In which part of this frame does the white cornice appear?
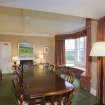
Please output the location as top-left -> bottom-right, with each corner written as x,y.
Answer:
0,32 -> 54,37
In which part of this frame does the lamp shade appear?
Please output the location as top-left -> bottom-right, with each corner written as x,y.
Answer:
12,56 -> 18,62
90,41 -> 105,56
39,54 -> 43,59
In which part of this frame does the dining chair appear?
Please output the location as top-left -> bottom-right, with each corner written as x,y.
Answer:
56,67 -> 64,76
57,68 -> 67,80
15,66 -> 23,86
43,63 -> 50,71
12,74 -> 24,105
49,64 -> 55,72
67,72 -> 75,84
44,90 -> 74,105
28,95 -> 44,105
12,74 -> 44,105
0,70 -> 2,82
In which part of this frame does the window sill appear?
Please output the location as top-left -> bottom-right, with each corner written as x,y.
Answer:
65,64 -> 85,71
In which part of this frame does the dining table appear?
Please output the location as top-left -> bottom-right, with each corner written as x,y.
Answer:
21,66 -> 75,101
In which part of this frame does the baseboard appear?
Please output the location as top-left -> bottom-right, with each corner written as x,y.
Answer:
90,88 -> 96,96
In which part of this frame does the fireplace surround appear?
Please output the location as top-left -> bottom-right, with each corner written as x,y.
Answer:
20,60 -> 33,70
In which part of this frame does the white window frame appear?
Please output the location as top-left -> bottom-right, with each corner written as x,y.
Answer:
65,36 -> 86,70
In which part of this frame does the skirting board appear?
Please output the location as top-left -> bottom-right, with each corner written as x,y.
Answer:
90,88 -> 96,96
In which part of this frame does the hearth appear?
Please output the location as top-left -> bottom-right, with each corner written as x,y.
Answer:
20,60 -> 33,70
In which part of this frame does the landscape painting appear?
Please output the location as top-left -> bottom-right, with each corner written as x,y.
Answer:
18,43 -> 33,57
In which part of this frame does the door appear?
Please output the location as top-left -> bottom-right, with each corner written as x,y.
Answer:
0,42 -> 11,73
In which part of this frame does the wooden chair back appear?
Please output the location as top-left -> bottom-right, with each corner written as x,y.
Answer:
28,95 -> 44,105
56,67 -> 75,84
44,89 -> 73,105
12,72 -> 44,105
55,66 -> 64,76
49,64 -> 55,72
67,72 -> 75,83
44,63 -> 50,70
14,64 -> 24,85
0,70 -> 2,82
12,74 -> 22,97
12,74 -> 24,105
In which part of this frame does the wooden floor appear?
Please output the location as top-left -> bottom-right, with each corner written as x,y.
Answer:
0,74 -> 96,105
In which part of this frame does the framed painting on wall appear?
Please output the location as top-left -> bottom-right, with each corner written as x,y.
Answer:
18,43 -> 33,57
43,46 -> 48,54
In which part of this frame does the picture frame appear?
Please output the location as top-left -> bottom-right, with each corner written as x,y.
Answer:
18,43 -> 33,57
43,46 -> 48,54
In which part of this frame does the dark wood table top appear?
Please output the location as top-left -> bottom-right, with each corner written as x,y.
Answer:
22,68 -> 75,98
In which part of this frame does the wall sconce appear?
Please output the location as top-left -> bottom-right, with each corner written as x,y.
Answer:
39,54 -> 44,59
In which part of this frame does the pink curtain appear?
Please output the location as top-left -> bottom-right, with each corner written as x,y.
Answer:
97,16 -> 105,103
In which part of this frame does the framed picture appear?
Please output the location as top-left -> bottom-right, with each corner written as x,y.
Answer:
43,46 -> 48,54
18,43 -> 33,57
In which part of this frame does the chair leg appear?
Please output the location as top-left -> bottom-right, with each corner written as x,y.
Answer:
19,95 -> 24,105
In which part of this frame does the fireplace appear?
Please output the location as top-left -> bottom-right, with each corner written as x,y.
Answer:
20,60 -> 33,70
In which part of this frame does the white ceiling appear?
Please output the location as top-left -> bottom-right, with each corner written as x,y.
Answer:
0,0 -> 105,19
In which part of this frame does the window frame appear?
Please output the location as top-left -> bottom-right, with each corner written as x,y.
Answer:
65,36 -> 86,69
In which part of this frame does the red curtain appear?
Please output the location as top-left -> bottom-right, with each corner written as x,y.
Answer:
97,16 -> 105,103
55,29 -> 86,40
86,18 -> 91,78
84,19 -> 92,91
55,38 -> 65,66
80,19 -> 91,91
55,29 -> 87,67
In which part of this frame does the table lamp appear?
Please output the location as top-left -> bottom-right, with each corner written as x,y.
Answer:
39,54 -> 44,64
90,41 -> 105,105
12,56 -> 18,70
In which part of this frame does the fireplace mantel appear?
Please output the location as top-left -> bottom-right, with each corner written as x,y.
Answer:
19,57 -> 34,61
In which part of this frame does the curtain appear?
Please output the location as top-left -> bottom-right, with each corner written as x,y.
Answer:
85,19 -> 92,91
55,29 -> 87,67
86,18 -> 91,78
55,37 -> 65,66
55,29 -> 86,40
97,16 -> 105,103
80,19 -> 91,91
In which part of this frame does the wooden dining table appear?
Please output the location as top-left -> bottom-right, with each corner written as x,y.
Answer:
21,67 -> 75,99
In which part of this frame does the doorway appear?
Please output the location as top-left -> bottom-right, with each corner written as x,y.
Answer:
0,42 -> 11,73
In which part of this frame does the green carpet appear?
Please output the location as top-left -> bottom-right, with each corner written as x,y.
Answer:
0,74 -> 96,105
0,74 -> 18,105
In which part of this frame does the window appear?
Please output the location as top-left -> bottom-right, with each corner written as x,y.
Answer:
65,36 -> 86,69
65,39 -> 75,66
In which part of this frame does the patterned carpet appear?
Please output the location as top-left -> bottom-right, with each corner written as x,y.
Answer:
0,74 -> 96,105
